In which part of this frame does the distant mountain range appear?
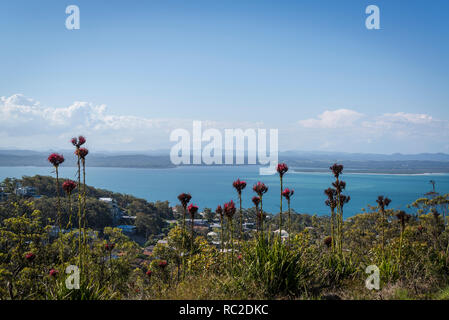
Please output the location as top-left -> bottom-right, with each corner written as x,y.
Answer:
1,149 -> 449,173
0,150 -> 175,168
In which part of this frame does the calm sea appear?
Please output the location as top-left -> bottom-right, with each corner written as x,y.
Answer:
1,166 -> 448,218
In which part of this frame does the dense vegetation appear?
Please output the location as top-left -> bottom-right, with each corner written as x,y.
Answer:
1,175 -> 171,240
1,137 -> 449,300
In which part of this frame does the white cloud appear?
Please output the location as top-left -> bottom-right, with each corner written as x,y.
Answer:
0,94 -> 190,150
0,94 -> 268,151
298,109 -> 364,128
1,94 -> 448,154
295,108 -> 449,153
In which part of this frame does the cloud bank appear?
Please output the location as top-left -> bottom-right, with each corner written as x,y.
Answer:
295,109 -> 449,153
1,94 -> 448,154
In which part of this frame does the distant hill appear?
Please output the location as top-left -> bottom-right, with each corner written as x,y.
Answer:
0,150 -> 175,168
1,149 -> 449,173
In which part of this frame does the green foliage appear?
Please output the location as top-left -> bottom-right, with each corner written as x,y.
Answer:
241,236 -> 314,298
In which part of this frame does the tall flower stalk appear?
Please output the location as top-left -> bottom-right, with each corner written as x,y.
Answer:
324,188 -> 337,253
48,153 -> 65,262
252,196 -> 261,233
395,210 -> 410,270
71,135 -> 86,269
75,147 -> 89,248
177,193 -> 192,237
187,203 -> 198,253
253,182 -> 268,240
62,180 -> 77,231
48,153 -> 65,236
232,179 -> 246,244
177,193 -> 191,277
276,163 -> 288,239
282,188 -> 294,243
216,205 -> 224,256
376,195 -> 391,258
329,164 -> 350,256
224,200 -> 236,268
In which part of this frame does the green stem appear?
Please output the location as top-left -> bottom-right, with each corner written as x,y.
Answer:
76,150 -> 82,271
239,194 -> 243,245
279,176 -> 283,240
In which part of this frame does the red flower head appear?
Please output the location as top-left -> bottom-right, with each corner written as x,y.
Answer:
232,179 -> 247,195
48,153 -> 65,167
216,205 -> 223,218
330,163 -> 344,178
253,182 -> 268,197
237,254 -> 242,261
339,195 -> 350,208
62,180 -> 77,195
324,236 -> 332,248
177,193 -> 192,208
75,147 -> 89,159
282,188 -> 294,201
376,196 -> 391,211
252,196 -> 260,207
146,270 -> 152,277
224,200 -> 236,219
158,260 -> 168,269
324,188 -> 337,209
71,136 -> 86,148
49,269 -> 58,277
332,180 -> 346,193
25,252 -> 35,262
105,243 -> 115,251
417,225 -> 424,233
188,204 -> 199,218
396,210 -> 411,229
277,163 -> 288,177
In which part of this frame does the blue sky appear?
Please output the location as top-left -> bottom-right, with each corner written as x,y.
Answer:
0,0 -> 448,153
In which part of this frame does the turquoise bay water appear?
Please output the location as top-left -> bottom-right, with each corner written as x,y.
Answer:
0,166 -> 448,218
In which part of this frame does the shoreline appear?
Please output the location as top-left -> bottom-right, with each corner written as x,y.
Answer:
1,164 -> 449,176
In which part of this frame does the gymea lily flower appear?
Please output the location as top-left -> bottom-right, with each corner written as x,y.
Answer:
49,269 -> 58,277
324,236 -> 332,248
62,180 -> 77,195
105,243 -> 115,251
158,260 -> 168,269
71,136 -> 86,148
48,153 -> 65,167
330,163 -> 343,179
75,147 -> 89,159
25,252 -> 35,262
